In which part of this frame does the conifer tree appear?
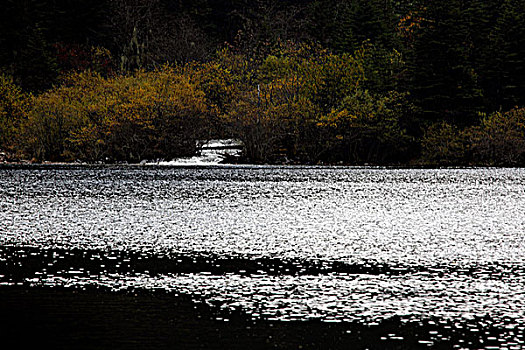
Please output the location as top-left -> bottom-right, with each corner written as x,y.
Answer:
489,0 -> 525,110
408,0 -> 483,126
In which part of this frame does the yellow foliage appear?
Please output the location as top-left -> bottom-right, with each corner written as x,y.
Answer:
0,74 -> 28,150
22,66 -> 214,161
12,41 -> 410,164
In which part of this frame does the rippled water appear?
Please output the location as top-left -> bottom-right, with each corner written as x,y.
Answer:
1,165 -> 525,348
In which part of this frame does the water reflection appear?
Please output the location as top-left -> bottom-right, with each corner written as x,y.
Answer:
1,165 -> 524,348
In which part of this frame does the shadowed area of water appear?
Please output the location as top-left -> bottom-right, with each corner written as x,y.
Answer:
1,165 -> 524,348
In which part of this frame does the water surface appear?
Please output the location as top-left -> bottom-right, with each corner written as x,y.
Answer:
1,165 -> 524,348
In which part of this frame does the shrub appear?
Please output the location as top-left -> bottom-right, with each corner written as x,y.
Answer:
470,108 -> 525,165
421,121 -> 469,165
22,67 -> 215,162
0,74 -> 27,153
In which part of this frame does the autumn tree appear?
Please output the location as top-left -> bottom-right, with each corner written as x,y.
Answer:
0,74 -> 27,154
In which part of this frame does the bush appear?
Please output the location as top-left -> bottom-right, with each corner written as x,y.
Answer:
470,108 -> 525,165
319,90 -> 413,164
0,74 -> 27,153
421,108 -> 525,166
421,121 -> 469,165
22,67 -> 215,162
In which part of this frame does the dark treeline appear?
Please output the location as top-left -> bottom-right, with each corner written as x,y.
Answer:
1,0 -> 525,165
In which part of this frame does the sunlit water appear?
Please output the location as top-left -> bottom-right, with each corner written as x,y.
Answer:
1,165 -> 524,347
154,139 -> 242,165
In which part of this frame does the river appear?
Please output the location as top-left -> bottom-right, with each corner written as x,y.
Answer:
1,165 -> 524,348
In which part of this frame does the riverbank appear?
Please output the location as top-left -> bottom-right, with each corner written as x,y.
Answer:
0,149 -> 518,168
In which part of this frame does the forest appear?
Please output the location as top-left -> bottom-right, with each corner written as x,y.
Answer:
1,0 -> 525,165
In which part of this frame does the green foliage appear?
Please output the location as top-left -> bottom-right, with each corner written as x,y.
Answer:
220,42 -> 411,164
421,122 -> 470,165
421,108 -> 525,165
470,108 -> 525,165
223,42 -> 368,163
320,90 -> 413,163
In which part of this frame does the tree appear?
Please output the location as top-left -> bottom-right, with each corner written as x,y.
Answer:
319,90 -> 413,163
470,108 -> 525,165
21,67 -> 215,162
484,0 -> 525,110
306,0 -> 399,54
0,74 -> 27,153
420,121 -> 469,165
407,0 -> 483,126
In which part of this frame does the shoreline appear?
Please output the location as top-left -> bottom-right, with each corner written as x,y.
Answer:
0,149 -> 501,168
0,160 -> 516,169
1,150 -> 520,169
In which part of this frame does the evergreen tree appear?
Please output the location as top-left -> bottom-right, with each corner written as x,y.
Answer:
488,0 -> 525,110
407,0 -> 483,127
0,0 -> 58,91
464,0 -> 502,112
307,0 -> 399,54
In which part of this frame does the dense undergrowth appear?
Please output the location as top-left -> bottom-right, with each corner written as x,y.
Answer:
2,44 -> 525,165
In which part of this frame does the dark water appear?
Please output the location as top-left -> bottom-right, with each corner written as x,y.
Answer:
1,165 -> 524,348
